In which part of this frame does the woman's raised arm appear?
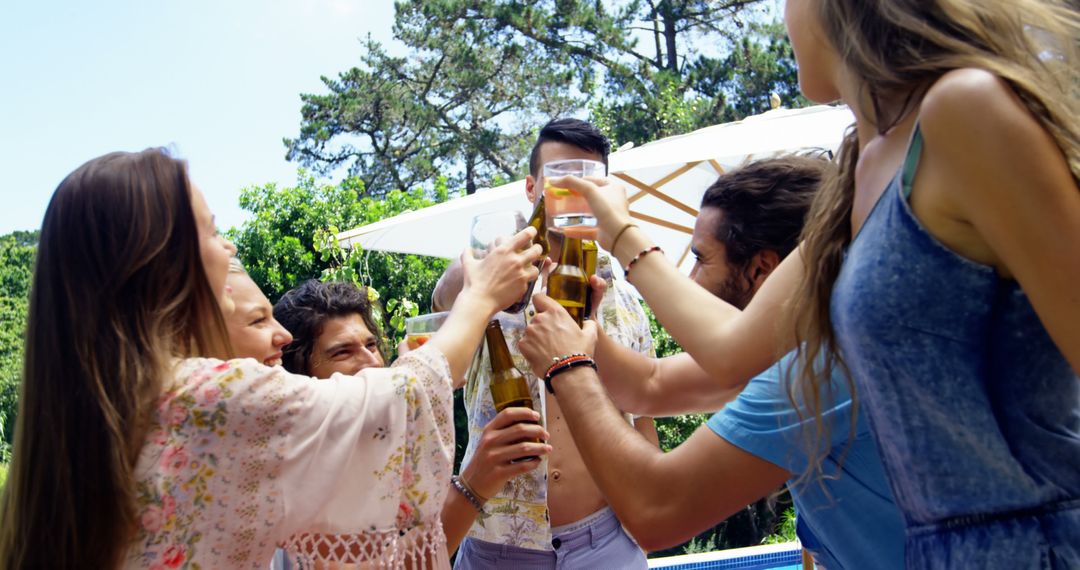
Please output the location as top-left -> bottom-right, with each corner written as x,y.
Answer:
552,175 -> 800,387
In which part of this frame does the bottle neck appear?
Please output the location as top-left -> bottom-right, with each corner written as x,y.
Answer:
527,195 -> 549,256
582,240 -> 598,277
558,236 -> 584,267
485,321 -> 515,373
547,230 -> 564,261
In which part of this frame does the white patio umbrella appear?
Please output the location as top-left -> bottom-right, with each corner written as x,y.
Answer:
337,104 -> 854,274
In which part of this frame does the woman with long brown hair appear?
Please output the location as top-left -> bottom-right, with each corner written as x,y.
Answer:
546,0 -> 1079,566
0,148 -> 541,569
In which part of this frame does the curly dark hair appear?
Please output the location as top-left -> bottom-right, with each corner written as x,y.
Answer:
701,153 -> 832,269
273,280 -> 385,375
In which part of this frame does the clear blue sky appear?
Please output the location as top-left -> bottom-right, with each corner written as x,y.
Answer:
0,0 -> 398,234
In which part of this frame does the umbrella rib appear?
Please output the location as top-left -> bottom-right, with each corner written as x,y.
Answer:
628,211 -> 694,234
708,159 -> 725,174
652,162 -> 703,189
614,171 -> 699,217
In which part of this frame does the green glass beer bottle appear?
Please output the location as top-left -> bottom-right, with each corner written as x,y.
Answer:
486,320 -> 534,412
486,320 -> 540,462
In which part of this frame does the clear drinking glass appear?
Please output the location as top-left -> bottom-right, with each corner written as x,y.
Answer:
404,311 -> 449,350
470,211 -> 527,257
542,158 -> 606,239
470,210 -> 533,313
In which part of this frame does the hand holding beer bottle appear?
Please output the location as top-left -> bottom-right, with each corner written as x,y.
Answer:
486,319 -> 542,463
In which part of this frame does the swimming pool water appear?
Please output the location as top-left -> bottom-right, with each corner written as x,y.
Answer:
648,543 -> 803,570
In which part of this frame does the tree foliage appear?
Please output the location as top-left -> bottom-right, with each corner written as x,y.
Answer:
0,231 -> 38,461
285,22 -> 577,196
226,173 -> 451,348
286,0 -> 805,196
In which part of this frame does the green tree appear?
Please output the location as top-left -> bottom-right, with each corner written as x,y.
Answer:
0,230 -> 38,461
286,0 -> 803,196
285,21 -> 576,196
226,172 -> 449,309
395,1 -> 803,143
591,16 -> 808,146
226,174 -> 472,464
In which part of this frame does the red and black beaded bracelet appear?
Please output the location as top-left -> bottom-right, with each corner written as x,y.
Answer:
543,354 -> 597,395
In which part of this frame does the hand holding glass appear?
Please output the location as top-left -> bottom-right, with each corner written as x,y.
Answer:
470,211 -> 537,313
470,211 -> 527,256
543,158 -> 606,239
542,175 -> 631,253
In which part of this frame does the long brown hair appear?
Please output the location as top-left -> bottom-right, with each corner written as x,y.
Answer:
0,149 -> 232,568
789,0 -> 1080,481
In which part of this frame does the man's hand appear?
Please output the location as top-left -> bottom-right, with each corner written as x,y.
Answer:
520,294 -> 599,378
431,260 -> 465,312
587,274 -> 606,321
459,407 -> 552,500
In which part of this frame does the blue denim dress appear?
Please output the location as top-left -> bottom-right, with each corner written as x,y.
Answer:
831,128 -> 1080,568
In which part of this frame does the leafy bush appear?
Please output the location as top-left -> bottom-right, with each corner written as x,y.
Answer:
0,231 -> 36,458
762,507 -> 798,544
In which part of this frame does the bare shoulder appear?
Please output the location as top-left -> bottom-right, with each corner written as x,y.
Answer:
918,68 -> 1069,203
919,68 -> 1050,156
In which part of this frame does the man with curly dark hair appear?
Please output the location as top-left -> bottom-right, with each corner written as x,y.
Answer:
273,279 -> 386,378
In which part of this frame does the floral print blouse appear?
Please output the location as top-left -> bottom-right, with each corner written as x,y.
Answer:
124,344 -> 454,570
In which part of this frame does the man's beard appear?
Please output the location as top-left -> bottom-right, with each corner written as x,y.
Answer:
716,269 -> 754,310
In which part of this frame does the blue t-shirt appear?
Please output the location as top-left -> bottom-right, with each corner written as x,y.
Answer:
706,353 -> 905,569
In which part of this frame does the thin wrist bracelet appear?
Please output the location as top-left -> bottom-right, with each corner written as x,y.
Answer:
543,358 -> 597,395
610,222 -> 639,255
459,474 -> 488,503
451,475 -> 486,512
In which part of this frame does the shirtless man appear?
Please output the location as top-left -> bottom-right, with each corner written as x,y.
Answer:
434,118 -> 657,569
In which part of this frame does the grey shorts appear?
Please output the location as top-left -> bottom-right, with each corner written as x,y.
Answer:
454,507 -> 647,570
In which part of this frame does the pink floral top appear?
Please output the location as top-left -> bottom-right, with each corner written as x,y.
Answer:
124,344 -> 454,570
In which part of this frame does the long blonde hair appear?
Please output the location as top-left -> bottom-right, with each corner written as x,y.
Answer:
0,149 -> 233,569
789,0 -> 1080,481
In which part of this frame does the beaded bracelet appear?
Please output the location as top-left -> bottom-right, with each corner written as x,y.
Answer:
543,357 -> 597,395
624,245 -> 663,281
545,353 -> 590,378
451,475 -> 486,513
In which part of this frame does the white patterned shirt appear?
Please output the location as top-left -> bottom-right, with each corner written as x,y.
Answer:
459,250 -> 655,550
